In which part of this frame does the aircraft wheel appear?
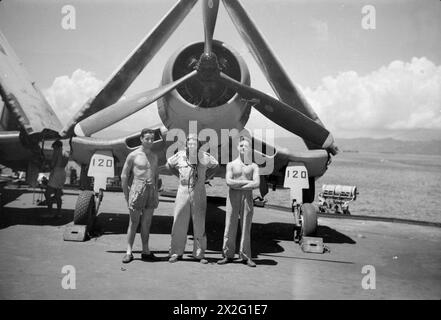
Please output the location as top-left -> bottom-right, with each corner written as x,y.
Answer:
73,190 -> 96,230
300,203 -> 318,237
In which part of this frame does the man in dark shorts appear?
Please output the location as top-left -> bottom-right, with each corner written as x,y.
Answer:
43,140 -> 69,218
121,129 -> 159,263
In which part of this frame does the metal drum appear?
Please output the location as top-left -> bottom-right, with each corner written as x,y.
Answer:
319,184 -> 358,214
322,184 -> 357,201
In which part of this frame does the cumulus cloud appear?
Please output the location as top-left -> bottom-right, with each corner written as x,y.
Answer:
44,59 -> 441,140
302,57 -> 441,138
43,69 -> 162,135
44,69 -> 104,125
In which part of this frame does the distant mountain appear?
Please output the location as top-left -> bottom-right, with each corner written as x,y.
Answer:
274,136 -> 441,156
335,138 -> 441,155
94,128 -> 441,156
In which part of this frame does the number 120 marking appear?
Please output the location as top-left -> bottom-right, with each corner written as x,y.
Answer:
93,158 -> 113,167
287,170 -> 307,179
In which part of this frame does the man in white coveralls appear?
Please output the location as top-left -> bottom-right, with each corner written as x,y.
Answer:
166,133 -> 218,264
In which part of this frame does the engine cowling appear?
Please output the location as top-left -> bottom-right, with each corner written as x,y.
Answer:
158,40 -> 251,137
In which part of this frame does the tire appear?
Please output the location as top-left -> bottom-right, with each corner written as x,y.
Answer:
73,191 -> 96,230
301,203 -> 318,237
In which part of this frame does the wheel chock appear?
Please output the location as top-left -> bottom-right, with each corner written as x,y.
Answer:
63,224 -> 88,242
300,236 -> 325,254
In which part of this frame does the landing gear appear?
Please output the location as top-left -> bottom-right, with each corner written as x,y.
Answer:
292,200 -> 318,243
300,203 -> 318,237
73,190 -> 97,231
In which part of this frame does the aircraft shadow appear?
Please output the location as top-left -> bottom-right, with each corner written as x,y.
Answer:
0,207 -> 74,229
1,194 -> 355,263
315,225 -> 356,244
0,188 -> 28,208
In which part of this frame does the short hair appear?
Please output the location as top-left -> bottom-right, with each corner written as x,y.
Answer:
238,135 -> 251,145
140,128 -> 156,138
52,140 -> 62,149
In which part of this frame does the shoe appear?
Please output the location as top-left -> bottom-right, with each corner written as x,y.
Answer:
199,258 -> 208,264
217,257 -> 233,265
168,255 -> 181,263
122,253 -> 134,264
244,259 -> 256,268
141,253 -> 158,262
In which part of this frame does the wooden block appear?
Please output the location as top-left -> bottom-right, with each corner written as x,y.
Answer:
301,236 -> 324,254
63,224 -> 87,242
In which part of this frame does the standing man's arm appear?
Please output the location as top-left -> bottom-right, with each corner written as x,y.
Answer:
205,154 -> 219,180
154,154 -> 160,189
121,154 -> 134,205
165,153 -> 180,177
240,164 -> 260,190
225,162 -> 252,189
50,150 -> 59,169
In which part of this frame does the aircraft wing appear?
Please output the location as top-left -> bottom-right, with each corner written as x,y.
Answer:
0,30 -> 62,138
251,136 -> 330,200
210,134 -> 330,199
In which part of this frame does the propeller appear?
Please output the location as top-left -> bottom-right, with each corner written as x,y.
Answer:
73,0 -> 222,137
222,0 -> 337,154
60,0 -> 198,138
219,73 -> 334,150
74,71 -> 197,137
72,0 -> 335,154
203,0 -> 220,55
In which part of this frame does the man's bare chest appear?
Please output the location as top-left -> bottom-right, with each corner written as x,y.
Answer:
231,162 -> 253,178
134,153 -> 155,170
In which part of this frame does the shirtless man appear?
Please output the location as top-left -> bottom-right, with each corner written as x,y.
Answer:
43,140 -> 69,218
166,134 -> 218,264
218,136 -> 260,267
121,129 -> 159,263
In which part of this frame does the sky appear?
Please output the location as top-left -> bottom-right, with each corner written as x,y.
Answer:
1,0 -> 440,140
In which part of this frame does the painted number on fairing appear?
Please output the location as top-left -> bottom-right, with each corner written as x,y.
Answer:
283,165 -> 309,190
88,150 -> 114,176
286,169 -> 307,179
92,158 -> 113,168
284,164 -> 309,204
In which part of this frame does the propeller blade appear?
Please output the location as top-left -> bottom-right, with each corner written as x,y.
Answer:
219,73 -> 334,150
203,0 -> 220,54
75,70 -> 197,137
222,0 -> 337,153
61,0 -> 198,138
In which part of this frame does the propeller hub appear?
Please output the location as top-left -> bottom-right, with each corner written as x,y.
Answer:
197,52 -> 220,80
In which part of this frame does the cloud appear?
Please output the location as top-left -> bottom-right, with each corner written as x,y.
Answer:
44,59 -> 441,140
43,68 -> 162,135
302,57 -> 441,138
44,69 -> 104,125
